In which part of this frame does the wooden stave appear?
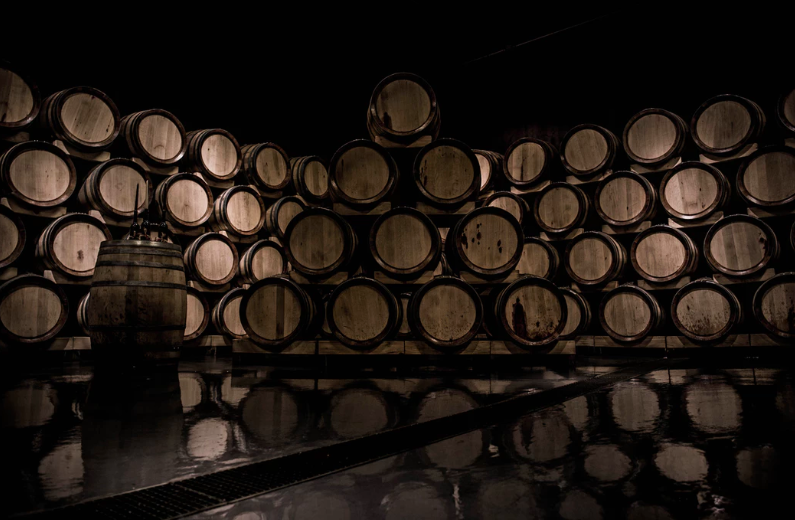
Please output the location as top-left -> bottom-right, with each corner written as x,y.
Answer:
407,275 -> 484,350
413,138 -> 481,206
671,278 -> 742,343
594,170 -> 657,227
240,142 -> 292,193
517,237 -> 560,280
211,185 -> 266,237
703,214 -> 779,278
752,272 -> 795,340
77,158 -> 152,219
39,86 -> 121,151
630,225 -> 699,283
367,72 -> 440,143
483,191 -> 530,226
238,239 -> 288,285
263,195 -> 306,242
533,182 -> 590,234
239,275 -> 315,348
0,274 -> 69,344
35,213 -> 113,278
659,161 -> 730,221
473,149 -> 502,192
690,94 -> 766,156
291,155 -> 329,203
558,287 -> 592,340
0,141 -> 77,208
153,172 -> 214,228
184,286 -> 209,341
119,109 -> 187,166
326,277 -> 402,349
564,231 -> 627,286
183,129 -> 242,181
212,287 -> 248,340
493,275 -> 567,348
599,284 -> 664,343
0,204 -> 25,268
77,292 -> 91,336
736,146 -> 795,208
329,140 -> 398,207
0,62 -> 41,131
369,206 -> 441,279
776,87 -> 795,134
183,232 -> 239,286
502,137 -> 557,187
283,207 -> 358,278
622,108 -> 688,165
445,206 -> 524,278
560,124 -> 619,177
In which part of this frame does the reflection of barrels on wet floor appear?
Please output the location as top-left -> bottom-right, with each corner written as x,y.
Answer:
610,382 -> 660,433
736,446 -> 780,489
37,430 -> 84,502
476,475 -> 541,519
626,502 -> 675,520
559,489 -> 603,520
416,388 -> 483,469
563,396 -> 589,431
221,375 -> 250,408
293,490 -> 352,520
510,407 -> 571,463
583,444 -> 631,482
328,387 -> 392,439
187,418 -> 230,461
241,386 -> 301,445
776,382 -> 795,429
654,444 -> 708,483
179,373 -> 204,413
1,380 -> 55,429
684,379 -> 741,434
382,481 -> 453,520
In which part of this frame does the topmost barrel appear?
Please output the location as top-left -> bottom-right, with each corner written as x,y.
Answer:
690,94 -> 765,157
0,62 -> 40,131
367,73 -> 440,145
39,86 -> 121,151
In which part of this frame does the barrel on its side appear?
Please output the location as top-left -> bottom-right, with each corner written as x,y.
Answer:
0,204 -> 25,269
559,288 -> 592,339
0,63 -> 40,131
599,285 -> 664,343
753,272 -> 795,341
154,173 -> 214,228
736,146 -> 795,209
777,87 -> 795,135
119,109 -> 186,166
494,276 -> 567,348
240,276 -> 317,348
369,207 -> 441,279
691,94 -> 765,157
238,240 -> 287,284
240,143 -> 292,194
0,274 -> 68,344
36,213 -> 112,279
183,232 -> 239,286
672,279 -> 742,343
212,288 -> 248,339
408,276 -> 483,349
413,139 -> 480,206
327,277 -> 402,349
446,207 -> 523,278
367,72 -> 440,144
284,208 -> 358,278
0,141 -> 77,208
77,292 -> 91,336
533,182 -> 590,234
516,237 -> 559,280
631,225 -> 698,283
292,156 -> 329,203
704,215 -> 779,278
330,140 -> 398,208
502,138 -> 556,187
264,196 -> 306,242
659,161 -> 730,221
560,124 -> 619,177
484,191 -> 530,226
473,150 -> 501,192
183,129 -> 242,182
564,232 -> 627,286
594,171 -> 657,227
622,108 -> 688,166
184,286 -> 209,341
78,158 -> 151,220
39,86 -> 120,151
211,186 -> 265,237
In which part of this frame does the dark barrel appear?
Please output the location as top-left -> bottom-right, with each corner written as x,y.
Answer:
502,137 -> 556,187
594,171 -> 657,227
560,124 -> 619,177
564,231 -> 627,286
446,207 -> 523,278
240,142 -> 292,194
777,87 -> 795,134
240,275 -> 317,348
366,72 -> 440,144
0,204 -> 25,269
291,155 -> 329,203
622,108 -> 688,165
407,276 -> 484,349
534,182 -> 590,234
369,207 -> 441,279
263,195 -> 306,242
183,129 -> 242,182
473,150 -> 501,192
183,232 -> 239,286
516,237 -> 559,280
238,239 -> 288,284
413,138 -> 480,206
493,275 -> 567,348
283,207 -> 358,278
78,158 -> 151,220
736,146 -> 795,209
211,185 -> 266,237
35,213 -> 113,279
212,287 -> 248,339
599,285 -> 664,343
753,272 -> 795,341
184,286 -> 209,341
704,215 -> 779,278
672,278 -> 743,343
631,225 -> 699,283
559,287 -> 592,339
330,140 -> 398,208
0,274 -> 68,344
484,191 -> 531,226
327,277 -> 402,349
119,109 -> 187,166
0,62 -> 40,131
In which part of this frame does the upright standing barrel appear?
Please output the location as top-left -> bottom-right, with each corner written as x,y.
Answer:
659,161 -> 730,221
564,232 -> 627,286
369,207 -> 441,279
240,276 -> 317,348
183,232 -> 239,286
0,274 -> 68,344
494,276 -> 567,347
704,215 -> 779,278
777,87 -> 795,135
184,286 -> 209,341
516,237 -> 559,280
36,213 -> 112,279
88,240 -> 187,362
559,288 -> 592,339
0,205 -> 25,269
154,173 -> 214,228
39,86 -> 120,151
599,285 -> 664,343
327,277 -> 402,349
211,186 -> 265,237
407,276 -> 483,349
238,239 -> 287,284
119,109 -> 187,166
594,171 -> 657,227
502,138 -> 556,188
183,129 -> 242,182
78,158 -> 151,220
484,191 -> 530,226
736,146 -> 795,209
367,72 -> 440,144
691,94 -> 765,156
622,108 -> 688,166
263,196 -> 306,242
753,272 -> 795,341
0,63 -> 40,131
560,124 -> 619,177
330,140 -> 398,208
240,143 -> 292,195
533,182 -> 590,234
212,288 -> 248,339
631,225 -> 698,283
414,139 -> 480,206
446,207 -> 523,278
473,150 -> 501,192
283,208 -> 358,278
672,279 -> 742,343
291,155 -> 329,203
0,141 -> 77,208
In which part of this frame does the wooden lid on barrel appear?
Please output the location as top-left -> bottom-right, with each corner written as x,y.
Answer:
622,108 -> 687,165
484,191 -> 530,225
369,207 -> 441,279
672,279 -> 742,342
516,237 -> 559,280
631,225 -> 698,283
368,72 -> 439,140
241,276 -> 312,347
330,140 -> 397,207
155,173 -> 213,228
559,287 -> 591,339
753,272 -> 795,340
408,276 -> 483,349
446,207 -> 523,277
120,109 -> 186,166
327,277 -> 401,348
291,156 -> 329,203
533,182 -> 589,234
660,162 -> 729,221
212,288 -> 248,339
599,285 -> 663,342
737,146 -> 795,208
691,94 -> 765,156
414,138 -> 480,205
41,86 -> 120,150
495,276 -> 566,347
79,158 -> 150,218
37,213 -> 112,278
594,171 -> 656,227
264,195 -> 306,241
239,239 -> 287,284
0,141 -> 76,207
213,186 -> 265,236
284,207 -> 356,277
503,138 -> 556,187
0,204 -> 25,269
184,232 -> 238,286
0,63 -> 40,130
564,231 -> 626,286
777,87 -> 795,134
0,274 -> 68,344
560,124 -> 618,177
185,286 -> 209,341
704,215 -> 779,278
241,142 -> 291,192
185,129 -> 242,181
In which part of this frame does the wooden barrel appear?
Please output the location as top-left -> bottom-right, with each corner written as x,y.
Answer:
672,278 -> 742,343
516,237 -> 559,280
594,171 -> 657,227
183,232 -> 239,286
118,109 -> 186,166
691,94 -> 765,156
39,86 -> 120,151
484,191 -> 530,225
407,276 -> 483,349
753,272 -> 795,340
0,204 -> 25,269
736,146 -> 795,208
631,225 -> 698,283
659,161 -> 730,221
0,274 -> 68,344
704,215 -> 779,278
0,63 -> 40,131
502,137 -> 556,187
330,140 -> 398,207
154,172 -> 214,228
211,186 -> 265,237
240,276 -> 317,347
184,286 -> 209,341
366,72 -> 440,144
473,150 -> 501,192
369,207 -> 441,279
533,182 -> 590,234
446,207 -> 523,278
284,207 -> 357,278
78,158 -> 151,220
777,87 -> 795,134
238,239 -> 287,284
88,240 -> 187,360
212,288 -> 248,339
240,142 -> 292,194
560,124 -> 619,177
77,292 -> 91,336
622,108 -> 688,165
559,287 -> 592,339
397,293 -> 412,338
327,277 -> 402,349
263,195 -> 306,241
291,155 -> 329,203
0,141 -> 77,208
564,232 -> 627,286
413,138 -> 480,206
599,285 -> 664,342
183,129 -> 241,182
36,213 -> 112,278
494,276 -> 567,347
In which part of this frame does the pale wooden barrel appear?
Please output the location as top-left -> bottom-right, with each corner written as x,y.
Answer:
753,272 -> 795,340
560,124 -> 619,177
564,231 -> 627,286
484,191 -> 530,225
397,292 -> 412,338
533,182 -> 590,234
211,186 -> 265,237
494,275 -> 566,347
240,143 -> 292,194
0,204 -> 25,269
737,146 -> 795,208
35,213 -> 112,278
599,285 -> 664,342
327,277 -> 402,349
777,87 -> 795,134
369,207 -> 441,279
631,225 -> 698,283
330,140 -> 398,207
691,94 -> 765,156
328,386 -> 394,439
594,171 -> 657,227
238,239 -> 287,284
446,207 -> 523,278
184,286 -> 209,341
39,86 -> 120,151
263,195 -> 306,241
183,232 -> 239,286
672,278 -> 742,343
413,138 -> 480,206
291,156 -> 329,203
0,141 -> 77,208
212,287 -> 248,339
183,129 -> 242,181
473,149 -> 501,192
366,72 -> 440,144
240,276 -> 316,348
78,158 -> 150,219
516,237 -> 559,280
0,274 -> 68,344
119,109 -> 186,166
77,292 -> 91,335
407,276 -> 483,349
559,287 -> 592,339
0,63 -> 40,131
154,172 -> 214,228
704,215 -> 779,278
502,137 -> 557,187
284,207 -> 357,278
659,161 -> 730,221
622,108 -> 688,165
88,240 -> 187,361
